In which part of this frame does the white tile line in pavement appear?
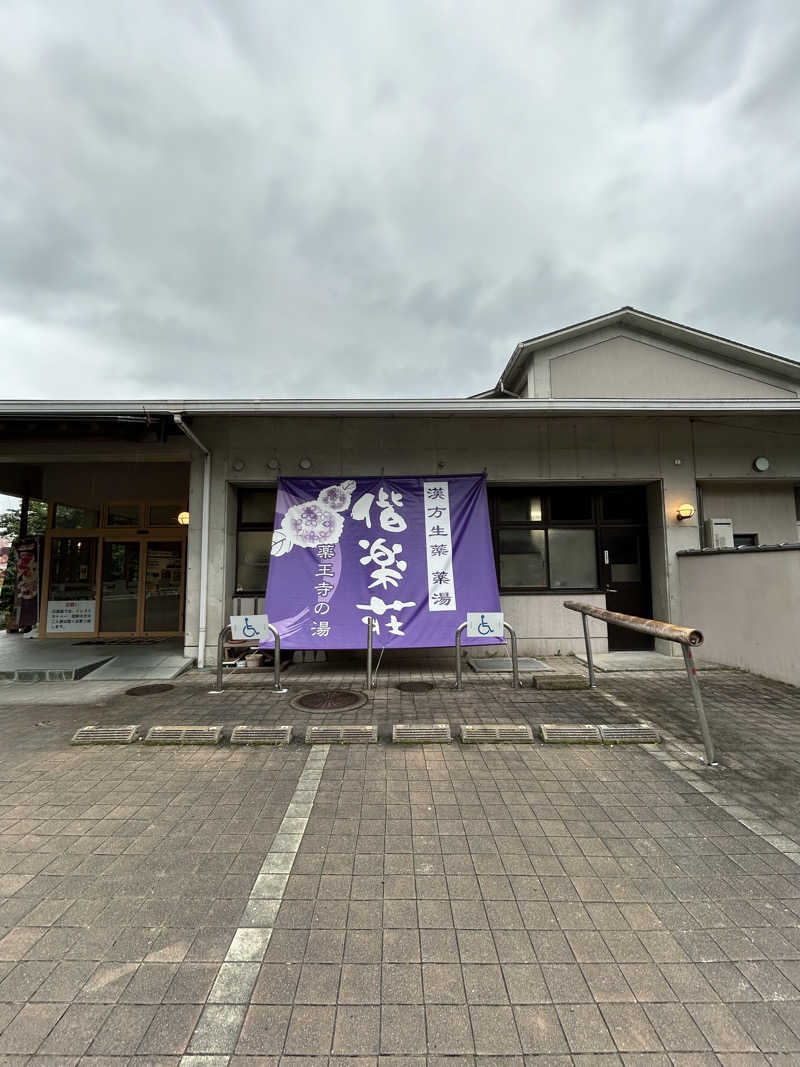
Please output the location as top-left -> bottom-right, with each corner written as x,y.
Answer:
599,690 -> 800,869
181,743 -> 331,1066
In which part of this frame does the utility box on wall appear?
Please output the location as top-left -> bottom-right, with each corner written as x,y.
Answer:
703,518 -> 734,549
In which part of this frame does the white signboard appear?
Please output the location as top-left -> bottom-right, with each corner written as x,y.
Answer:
47,599 -> 97,633
230,614 -> 270,641
423,480 -> 456,612
466,611 -> 504,639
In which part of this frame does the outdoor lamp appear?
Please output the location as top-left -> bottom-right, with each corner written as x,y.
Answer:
676,503 -> 696,521
178,511 -> 190,526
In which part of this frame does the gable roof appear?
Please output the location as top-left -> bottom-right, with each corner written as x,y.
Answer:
494,306 -> 800,395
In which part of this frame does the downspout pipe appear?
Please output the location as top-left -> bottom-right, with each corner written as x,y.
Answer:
172,413 -> 212,669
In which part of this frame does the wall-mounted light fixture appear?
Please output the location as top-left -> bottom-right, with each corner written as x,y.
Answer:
177,511 -> 190,526
676,503 -> 696,521
299,457 -> 312,470
752,456 -> 770,472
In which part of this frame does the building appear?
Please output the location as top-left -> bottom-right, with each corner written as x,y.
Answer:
1,307 -> 798,672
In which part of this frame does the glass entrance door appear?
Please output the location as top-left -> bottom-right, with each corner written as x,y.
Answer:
96,538 -> 185,636
100,541 -> 141,633
143,541 -> 184,633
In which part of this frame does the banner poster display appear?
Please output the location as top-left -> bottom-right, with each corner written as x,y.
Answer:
14,537 -> 40,629
262,474 -> 503,650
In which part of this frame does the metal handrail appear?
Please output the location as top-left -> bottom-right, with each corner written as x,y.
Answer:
564,600 -> 715,766
454,620 -> 521,690
209,623 -> 287,694
365,616 -> 377,689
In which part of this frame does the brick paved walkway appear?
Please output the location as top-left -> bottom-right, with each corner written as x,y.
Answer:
1,658 -> 799,1062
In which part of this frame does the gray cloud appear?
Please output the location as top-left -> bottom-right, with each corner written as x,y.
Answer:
0,0 -> 798,401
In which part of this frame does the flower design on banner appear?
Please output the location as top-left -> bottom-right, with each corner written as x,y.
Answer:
271,479 -> 355,555
318,480 -> 355,512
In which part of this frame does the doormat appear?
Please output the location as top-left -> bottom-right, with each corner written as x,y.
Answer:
468,656 -> 552,672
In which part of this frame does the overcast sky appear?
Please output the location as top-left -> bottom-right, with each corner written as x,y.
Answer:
1,0 -> 799,407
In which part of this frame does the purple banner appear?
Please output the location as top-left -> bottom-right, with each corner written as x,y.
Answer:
262,474 -> 502,650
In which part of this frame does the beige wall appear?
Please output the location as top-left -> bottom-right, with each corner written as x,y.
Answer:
179,411 -> 800,664
498,593 -> 606,656
678,548 -> 800,687
693,418 -> 800,481
549,337 -> 796,399
2,410 -> 795,668
525,328 -> 800,400
182,412 -> 702,662
700,483 -> 798,546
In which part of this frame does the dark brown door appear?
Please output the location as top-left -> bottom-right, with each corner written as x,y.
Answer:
597,526 -> 653,650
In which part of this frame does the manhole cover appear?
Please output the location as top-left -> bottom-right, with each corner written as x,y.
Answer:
396,681 -> 435,693
291,689 -> 366,712
125,684 -> 175,697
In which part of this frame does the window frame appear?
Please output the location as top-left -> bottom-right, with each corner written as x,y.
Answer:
235,488 -> 277,595
489,486 -> 645,595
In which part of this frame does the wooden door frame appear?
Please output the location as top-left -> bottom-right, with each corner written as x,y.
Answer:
140,537 -> 187,636
41,527 -> 187,638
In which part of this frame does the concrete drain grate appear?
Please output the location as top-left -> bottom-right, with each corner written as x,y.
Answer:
71,725 -> 142,745
460,724 -> 534,743
396,681 -> 435,693
599,724 -> 661,744
306,725 -> 377,743
126,684 -> 175,697
231,725 -> 293,745
393,723 -> 452,743
144,725 -> 223,745
291,689 -> 366,713
540,723 -> 602,744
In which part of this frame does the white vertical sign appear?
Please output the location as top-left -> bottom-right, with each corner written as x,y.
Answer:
423,480 -> 456,612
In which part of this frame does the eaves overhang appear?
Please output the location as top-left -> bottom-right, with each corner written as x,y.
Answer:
1,398 -> 800,418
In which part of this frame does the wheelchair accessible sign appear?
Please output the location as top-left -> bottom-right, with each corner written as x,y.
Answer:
466,612 -> 504,638
230,614 -> 270,641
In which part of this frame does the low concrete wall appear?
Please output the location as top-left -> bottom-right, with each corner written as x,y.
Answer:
497,593 -> 607,657
678,546 -> 800,687
227,591 -> 608,662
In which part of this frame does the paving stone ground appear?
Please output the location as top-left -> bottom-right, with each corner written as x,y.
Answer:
0,655 -> 799,1064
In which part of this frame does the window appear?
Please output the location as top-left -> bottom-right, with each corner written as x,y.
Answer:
499,529 -> 546,588
49,537 -> 98,600
489,486 -> 646,592
496,492 -> 542,523
148,504 -> 185,526
53,503 -> 99,529
733,533 -> 758,548
550,489 -> 593,522
491,488 -> 600,592
106,504 -> 140,527
548,528 -> 597,588
600,487 -> 646,523
236,489 -> 276,594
